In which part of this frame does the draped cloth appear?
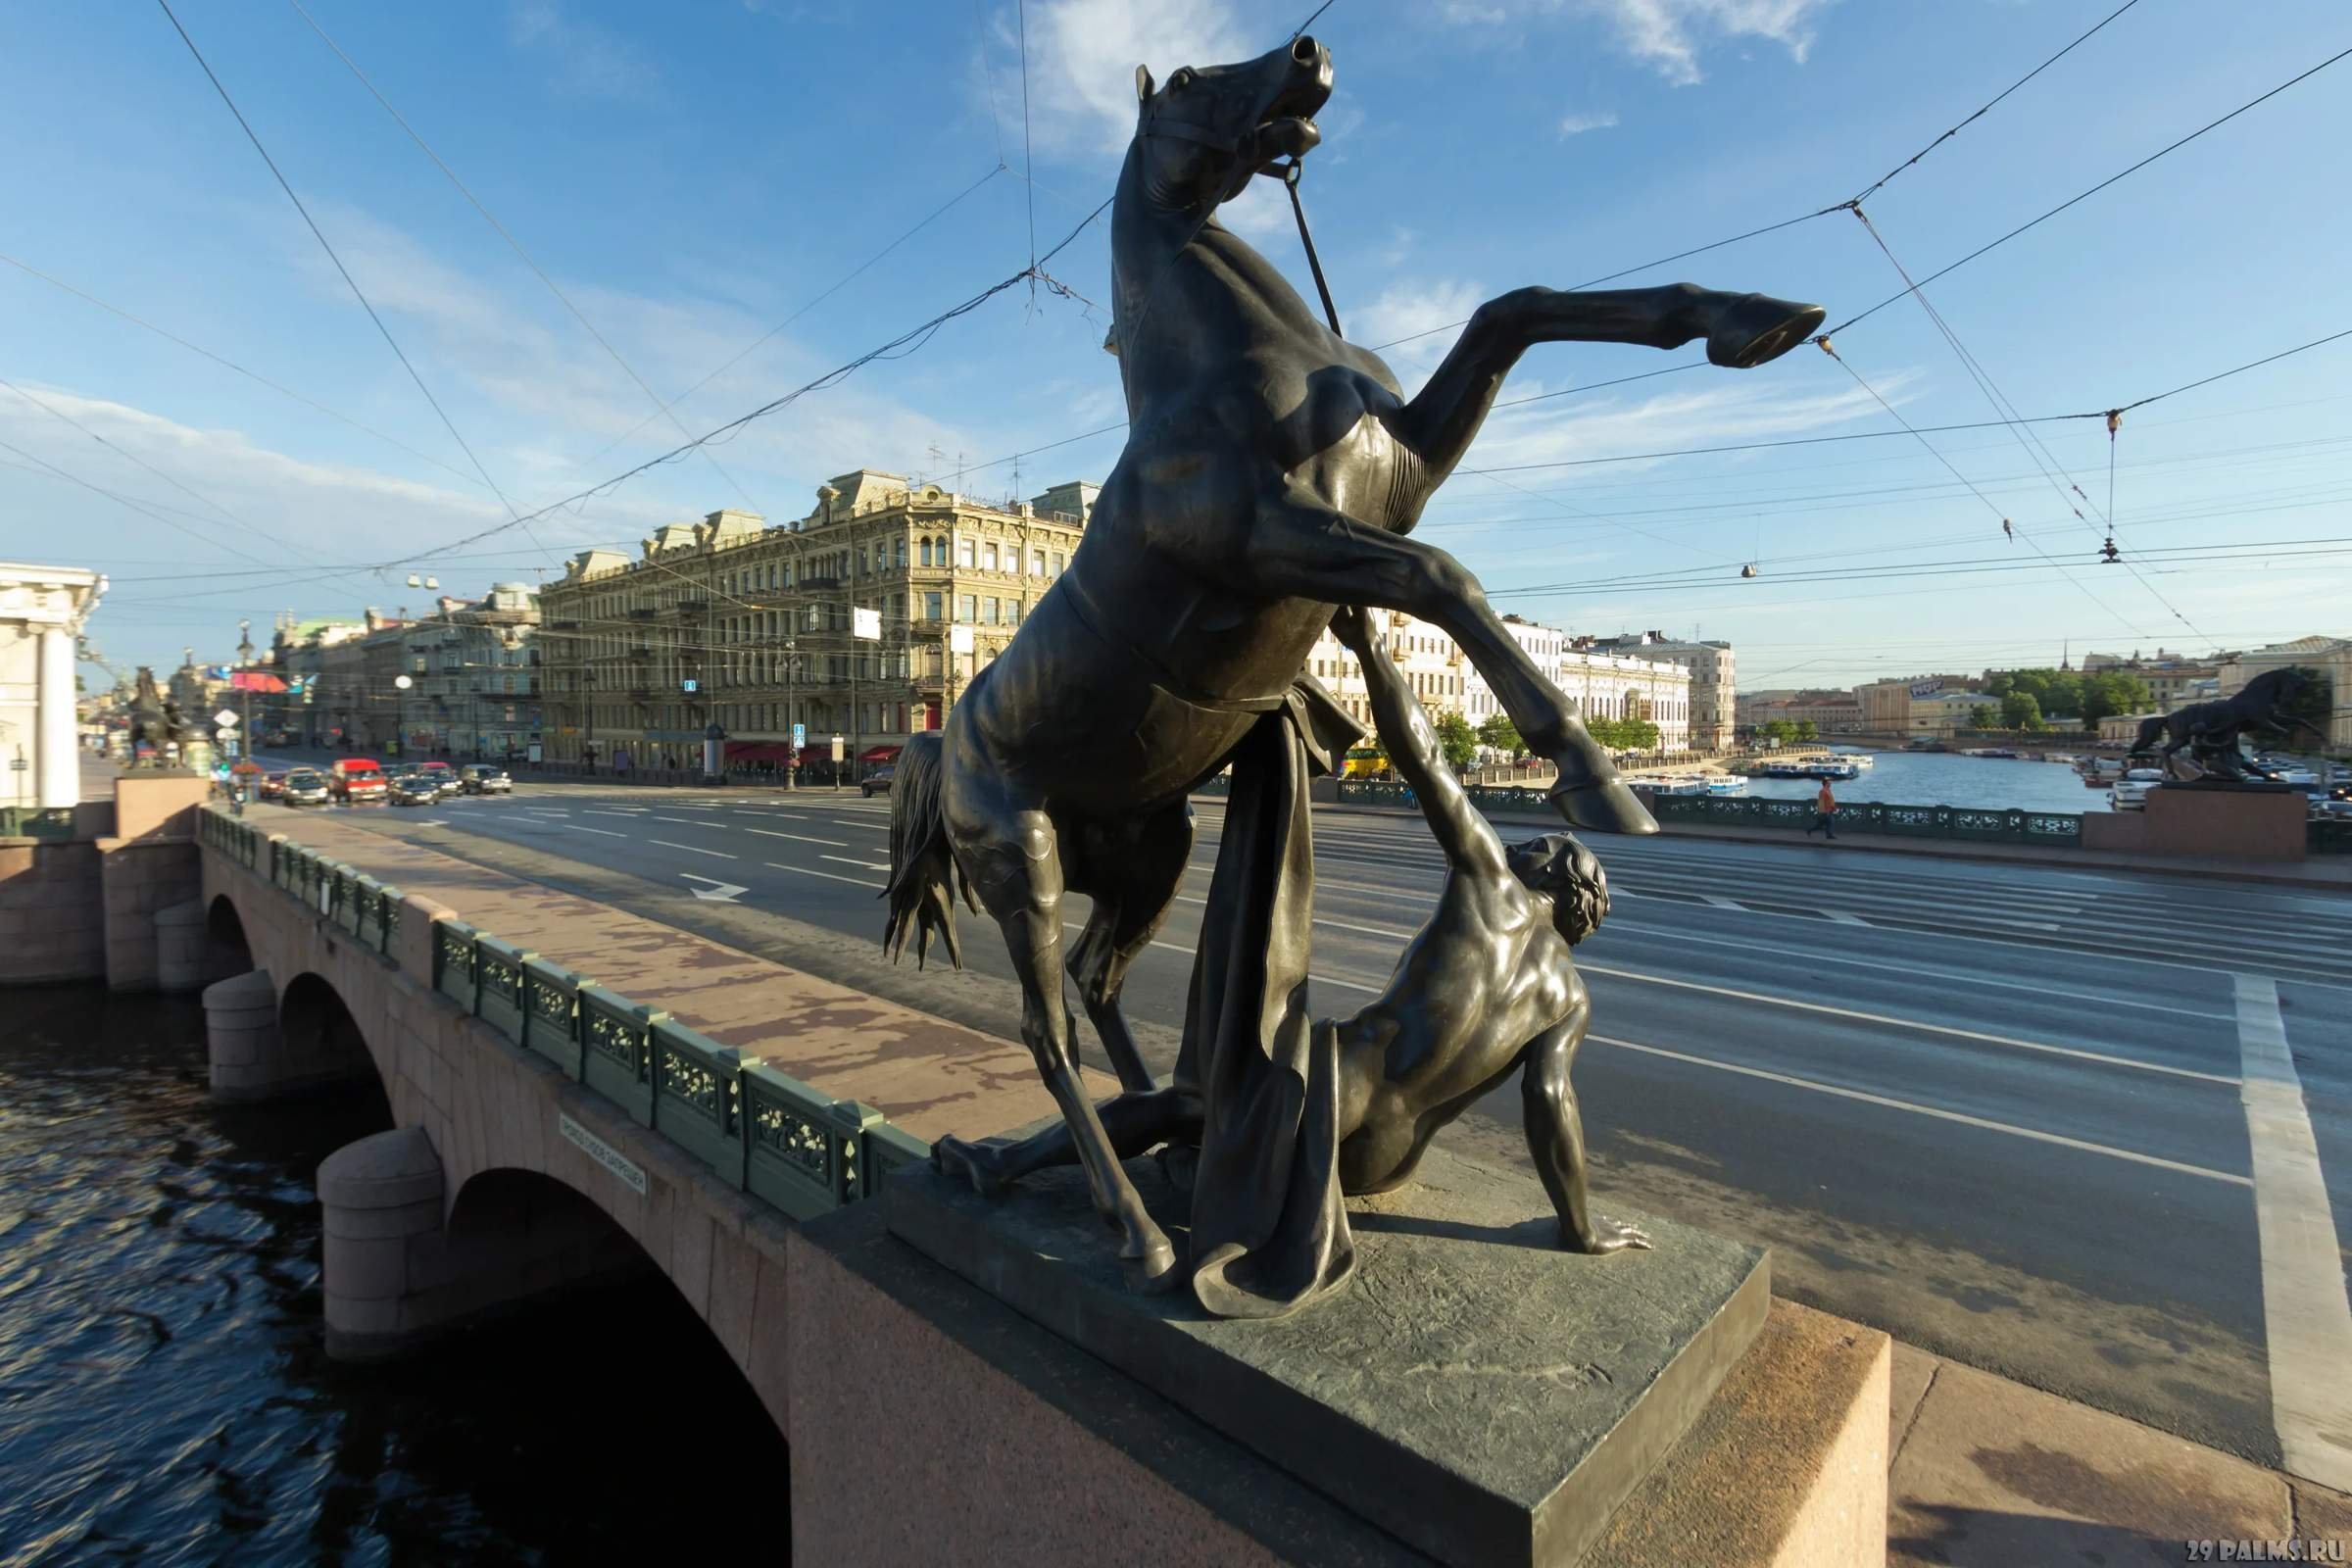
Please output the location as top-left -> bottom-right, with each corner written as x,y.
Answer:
1178,679 -> 1361,1319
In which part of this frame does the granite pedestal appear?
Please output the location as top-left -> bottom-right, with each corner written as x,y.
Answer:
871,1143 -> 1774,1567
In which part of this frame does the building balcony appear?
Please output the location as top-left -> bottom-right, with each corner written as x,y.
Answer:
628,608 -> 658,621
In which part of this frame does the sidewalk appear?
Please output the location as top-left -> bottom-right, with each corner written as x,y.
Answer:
250,805 -> 2350,1559
245,805 -> 1098,1144
1322,798 -> 2352,891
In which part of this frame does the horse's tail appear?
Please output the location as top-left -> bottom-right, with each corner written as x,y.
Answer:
2128,714 -> 2166,756
882,729 -> 971,970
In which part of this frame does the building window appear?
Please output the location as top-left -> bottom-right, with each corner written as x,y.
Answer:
1032,551 -> 1045,575
959,538 -> 975,568
894,538 -> 906,569
1050,552 -> 1065,575
957,594 -> 976,622
925,591 -> 943,621
918,539 -> 931,566
983,543 -> 999,571
983,598 -> 1000,625
857,546 -> 868,575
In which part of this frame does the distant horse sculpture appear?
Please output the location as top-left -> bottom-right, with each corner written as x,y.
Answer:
123,667 -> 189,766
885,33 -> 1823,1312
2129,666 -> 2328,781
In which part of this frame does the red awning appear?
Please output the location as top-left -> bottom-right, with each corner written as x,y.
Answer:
230,671 -> 287,693
723,742 -> 792,763
858,745 -> 903,762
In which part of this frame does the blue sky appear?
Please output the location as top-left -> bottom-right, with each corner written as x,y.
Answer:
6,0 -> 2348,688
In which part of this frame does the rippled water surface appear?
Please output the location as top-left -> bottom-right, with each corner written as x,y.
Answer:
1739,749 -> 2118,812
0,986 -> 785,1566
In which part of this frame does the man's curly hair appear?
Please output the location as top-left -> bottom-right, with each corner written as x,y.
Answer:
1505,832 -> 1610,945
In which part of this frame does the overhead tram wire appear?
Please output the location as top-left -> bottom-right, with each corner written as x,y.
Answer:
1809,337 -> 2152,637
554,163 -> 1009,487
1826,42 -> 2352,336
159,0 -> 561,568
0,433 -> 275,565
0,251 -> 487,490
365,196 -> 1115,571
287,0 -> 767,521
1836,204 -> 2217,646
1017,0 -> 1037,293
970,0 -> 1007,168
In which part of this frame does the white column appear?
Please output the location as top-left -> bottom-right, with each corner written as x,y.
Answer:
36,624 -> 76,808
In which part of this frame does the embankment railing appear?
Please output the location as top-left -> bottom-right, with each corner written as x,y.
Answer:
198,805 -> 927,1220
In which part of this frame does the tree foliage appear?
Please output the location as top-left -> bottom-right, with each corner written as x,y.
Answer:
1794,719 -> 1819,742
1590,715 -> 1661,752
2078,672 -> 2151,725
2000,690 -> 2045,731
1477,713 -> 1525,758
1434,710 -> 1480,771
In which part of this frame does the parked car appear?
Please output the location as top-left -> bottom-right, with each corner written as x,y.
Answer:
259,769 -> 290,802
860,764 -> 896,798
418,760 -> 462,796
329,758 -> 387,804
459,763 -> 513,795
387,772 -> 441,807
281,769 -> 331,807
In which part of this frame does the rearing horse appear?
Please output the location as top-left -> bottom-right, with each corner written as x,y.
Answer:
887,33 -> 1823,1291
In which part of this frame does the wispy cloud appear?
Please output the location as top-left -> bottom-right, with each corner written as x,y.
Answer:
1557,109 -> 1620,137
995,0 -> 1252,155
508,0 -> 662,103
1582,0 -> 1831,86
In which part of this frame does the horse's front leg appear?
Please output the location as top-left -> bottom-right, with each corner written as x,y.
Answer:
1390,284 -> 1824,498
1245,486 -> 1655,835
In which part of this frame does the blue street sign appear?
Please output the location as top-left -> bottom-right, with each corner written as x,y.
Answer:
792,722 -> 806,748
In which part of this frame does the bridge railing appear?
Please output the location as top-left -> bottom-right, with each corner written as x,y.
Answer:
201,804 -> 931,1228
1329,779 -> 2084,846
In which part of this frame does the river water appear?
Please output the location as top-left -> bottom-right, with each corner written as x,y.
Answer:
0,986 -> 785,1566
1735,749 -> 2115,813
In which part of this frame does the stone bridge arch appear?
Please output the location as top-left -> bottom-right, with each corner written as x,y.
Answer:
203,894 -> 253,984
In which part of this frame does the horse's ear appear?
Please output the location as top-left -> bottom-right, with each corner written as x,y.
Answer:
1135,64 -> 1154,104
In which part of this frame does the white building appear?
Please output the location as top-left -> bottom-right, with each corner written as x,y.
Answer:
1307,611 -> 1692,756
1589,632 -> 1736,750
1,564 -> 105,809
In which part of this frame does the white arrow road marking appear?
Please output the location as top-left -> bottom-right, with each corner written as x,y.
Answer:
679,872 -> 749,903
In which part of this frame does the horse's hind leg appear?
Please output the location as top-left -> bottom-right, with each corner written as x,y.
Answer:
1067,803 -> 1198,1094
948,785 -> 1180,1289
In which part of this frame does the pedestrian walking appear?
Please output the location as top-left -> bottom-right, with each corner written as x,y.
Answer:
1806,778 -> 1838,840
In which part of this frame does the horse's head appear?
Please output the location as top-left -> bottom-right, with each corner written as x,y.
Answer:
1132,35 -> 1333,213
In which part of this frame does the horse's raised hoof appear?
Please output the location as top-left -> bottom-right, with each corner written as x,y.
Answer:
1155,1141 -> 1200,1194
933,1134 -> 1010,1198
1706,294 -> 1826,369
1548,776 -> 1660,835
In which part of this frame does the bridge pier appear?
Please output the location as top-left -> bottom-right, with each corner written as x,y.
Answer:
318,1127 -> 648,1362
156,900 -> 206,992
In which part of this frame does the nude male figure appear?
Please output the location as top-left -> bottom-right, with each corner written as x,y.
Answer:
934,606 -> 1648,1255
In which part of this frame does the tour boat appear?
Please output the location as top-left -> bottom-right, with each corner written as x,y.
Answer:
1704,775 -> 1747,796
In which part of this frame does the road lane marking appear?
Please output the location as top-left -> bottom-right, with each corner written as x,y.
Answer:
585,808 -> 646,817
1592,1036 -> 2249,1187
563,823 -> 628,838
2235,973 -> 2352,1491
1577,963 -> 2236,1085
765,860 -> 882,889
821,854 -> 893,871
745,827 -> 848,847
655,814 -> 723,827
1701,894 -> 1745,910
650,838 -> 737,859
830,818 -> 889,831
1215,898 -> 2238,1075
1826,911 -> 1865,925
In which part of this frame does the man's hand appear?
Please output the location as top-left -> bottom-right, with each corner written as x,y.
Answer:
1329,604 -> 1371,656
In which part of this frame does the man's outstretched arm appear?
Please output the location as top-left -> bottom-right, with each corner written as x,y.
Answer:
1331,607 -> 1505,878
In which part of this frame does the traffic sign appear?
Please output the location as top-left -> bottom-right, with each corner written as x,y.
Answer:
949,624 -> 975,655
853,606 -> 882,641
830,734 -> 845,762
214,709 -> 240,728
792,722 -> 807,749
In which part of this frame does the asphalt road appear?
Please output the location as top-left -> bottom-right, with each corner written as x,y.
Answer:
264,754 -> 2352,1475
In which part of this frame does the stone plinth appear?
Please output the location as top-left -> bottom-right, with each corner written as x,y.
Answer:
792,1196 -> 1886,1566
2082,783 -> 2310,861
878,1145 -> 1772,1567
112,772 -> 210,843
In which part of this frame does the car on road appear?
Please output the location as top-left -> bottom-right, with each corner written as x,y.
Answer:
259,769 -> 290,802
860,764 -> 895,798
459,763 -> 513,795
329,759 -> 387,804
418,760 -> 462,797
281,769 -> 331,807
387,772 -> 441,807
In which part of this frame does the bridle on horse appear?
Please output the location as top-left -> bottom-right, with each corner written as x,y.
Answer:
1140,112 -> 1344,340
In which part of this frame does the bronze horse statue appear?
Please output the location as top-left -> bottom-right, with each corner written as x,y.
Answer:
2130,666 -> 2329,780
886,33 -> 1823,1303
